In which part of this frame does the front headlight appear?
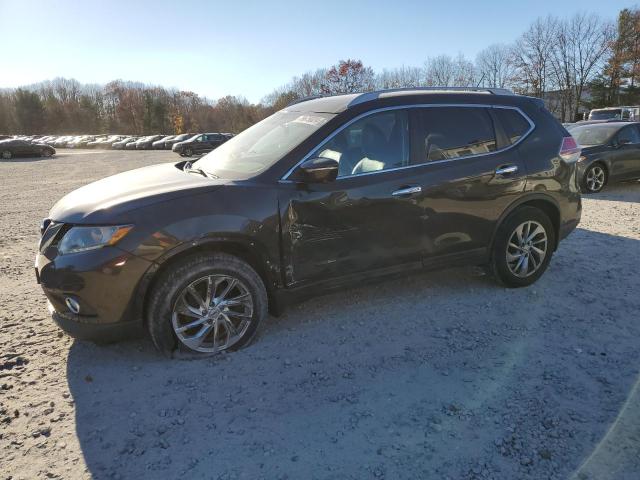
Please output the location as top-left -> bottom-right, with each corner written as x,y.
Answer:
57,225 -> 133,255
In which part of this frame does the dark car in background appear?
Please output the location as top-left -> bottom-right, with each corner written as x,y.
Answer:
36,88 -> 581,357
568,121 -> 640,193
125,138 -> 141,150
163,133 -> 192,149
112,136 -> 138,150
1,139 -> 55,159
172,133 -> 231,156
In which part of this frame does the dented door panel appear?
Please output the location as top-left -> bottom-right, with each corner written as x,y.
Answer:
278,171 -> 425,287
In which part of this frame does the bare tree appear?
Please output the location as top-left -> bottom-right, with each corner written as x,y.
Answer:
547,14 -> 614,121
376,66 -> 423,89
424,54 -> 476,87
569,14 -> 614,119
476,44 -> 515,88
512,16 -> 558,97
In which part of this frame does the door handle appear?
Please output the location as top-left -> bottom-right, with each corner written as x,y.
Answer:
495,165 -> 519,175
392,186 -> 422,197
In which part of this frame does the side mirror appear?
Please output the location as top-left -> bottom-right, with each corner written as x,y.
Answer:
293,157 -> 339,183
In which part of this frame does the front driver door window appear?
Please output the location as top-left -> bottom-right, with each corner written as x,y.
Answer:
313,110 -> 410,177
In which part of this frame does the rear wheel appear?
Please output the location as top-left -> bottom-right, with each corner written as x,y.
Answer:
491,206 -> 555,288
1,150 -> 12,160
582,163 -> 607,193
146,253 -> 268,357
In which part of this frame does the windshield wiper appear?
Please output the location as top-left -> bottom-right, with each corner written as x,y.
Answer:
183,161 -> 217,178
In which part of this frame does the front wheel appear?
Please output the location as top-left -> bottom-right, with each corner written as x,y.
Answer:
146,253 -> 268,357
184,147 -> 193,157
491,207 -> 555,288
41,149 -> 53,158
582,163 -> 607,193
1,150 -> 12,160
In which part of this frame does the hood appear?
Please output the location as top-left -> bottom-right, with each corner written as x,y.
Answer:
49,162 -> 227,224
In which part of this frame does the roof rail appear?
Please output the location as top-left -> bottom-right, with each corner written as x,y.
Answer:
348,87 -> 514,107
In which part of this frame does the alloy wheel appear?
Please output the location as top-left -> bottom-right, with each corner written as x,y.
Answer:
506,221 -> 548,278
1,150 -> 11,159
586,165 -> 605,192
171,274 -> 254,353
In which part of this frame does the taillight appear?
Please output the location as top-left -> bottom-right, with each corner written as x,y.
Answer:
559,136 -> 581,163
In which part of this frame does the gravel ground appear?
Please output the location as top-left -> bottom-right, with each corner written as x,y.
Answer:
1,149 -> 639,480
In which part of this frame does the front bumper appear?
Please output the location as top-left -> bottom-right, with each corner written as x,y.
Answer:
36,246 -> 153,341
50,305 -> 143,342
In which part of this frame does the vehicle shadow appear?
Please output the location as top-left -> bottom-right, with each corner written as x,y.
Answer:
1,156 -> 55,163
592,180 -> 640,203
67,228 -> 640,479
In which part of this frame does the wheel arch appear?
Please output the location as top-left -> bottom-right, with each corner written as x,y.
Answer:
135,237 -> 282,324
491,194 -> 561,252
587,159 -> 610,179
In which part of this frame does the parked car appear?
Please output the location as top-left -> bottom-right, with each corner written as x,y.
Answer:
68,135 -> 95,148
152,135 -> 174,149
86,135 -> 120,148
162,133 -> 192,149
36,87 -> 581,356
588,106 -> 640,121
568,121 -> 640,193
135,135 -> 165,150
53,136 -> 73,148
85,136 -> 109,148
112,136 -> 138,150
1,139 -> 56,159
172,133 -> 230,156
124,138 -> 141,149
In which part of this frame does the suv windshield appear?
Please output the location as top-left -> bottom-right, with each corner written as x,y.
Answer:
569,124 -> 619,146
195,111 -> 334,178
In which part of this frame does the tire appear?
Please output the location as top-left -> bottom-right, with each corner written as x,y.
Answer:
41,149 -> 52,158
146,253 -> 268,357
491,206 -> 556,288
582,163 -> 607,193
184,147 -> 193,157
1,150 -> 12,160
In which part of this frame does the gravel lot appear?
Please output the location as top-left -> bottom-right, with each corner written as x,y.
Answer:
1,149 -> 639,480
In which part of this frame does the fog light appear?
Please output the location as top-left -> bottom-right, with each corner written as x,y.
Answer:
65,297 -> 80,314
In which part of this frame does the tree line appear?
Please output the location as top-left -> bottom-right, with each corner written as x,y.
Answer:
1,8 -> 639,135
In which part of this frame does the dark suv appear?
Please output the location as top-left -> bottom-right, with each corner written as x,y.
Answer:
172,133 -> 231,156
36,88 -> 581,356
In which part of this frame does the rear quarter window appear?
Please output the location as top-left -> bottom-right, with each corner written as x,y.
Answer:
493,108 -> 531,145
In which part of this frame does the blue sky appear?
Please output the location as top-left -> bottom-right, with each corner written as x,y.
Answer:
0,0 -> 633,102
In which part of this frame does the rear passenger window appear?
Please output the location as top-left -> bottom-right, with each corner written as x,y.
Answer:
416,107 -> 496,163
493,108 -> 530,145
